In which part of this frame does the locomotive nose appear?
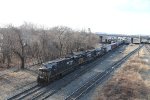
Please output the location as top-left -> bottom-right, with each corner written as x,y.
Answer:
37,76 -> 45,83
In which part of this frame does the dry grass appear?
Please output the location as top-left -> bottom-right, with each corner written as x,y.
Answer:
95,49 -> 150,100
97,71 -> 149,100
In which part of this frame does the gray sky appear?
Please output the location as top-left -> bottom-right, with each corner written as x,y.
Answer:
0,0 -> 150,35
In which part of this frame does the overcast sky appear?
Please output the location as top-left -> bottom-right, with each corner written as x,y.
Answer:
0,0 -> 150,35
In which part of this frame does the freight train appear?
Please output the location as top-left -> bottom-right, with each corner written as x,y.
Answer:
37,41 -> 124,83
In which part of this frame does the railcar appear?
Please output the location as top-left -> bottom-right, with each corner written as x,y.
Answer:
37,57 -> 76,83
85,50 -> 96,61
72,51 -> 87,65
105,45 -> 111,52
37,51 -> 88,83
95,47 -> 106,57
111,43 -> 118,50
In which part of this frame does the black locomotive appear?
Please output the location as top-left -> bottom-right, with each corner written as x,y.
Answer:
37,41 -> 124,83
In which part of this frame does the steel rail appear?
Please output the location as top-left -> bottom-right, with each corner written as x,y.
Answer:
33,45 -> 125,100
7,84 -> 43,100
6,45 -> 125,100
65,45 -> 143,100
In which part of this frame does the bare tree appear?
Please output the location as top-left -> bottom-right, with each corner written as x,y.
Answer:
0,24 -> 99,69
1,26 -> 26,69
11,27 -> 26,69
0,28 -> 12,68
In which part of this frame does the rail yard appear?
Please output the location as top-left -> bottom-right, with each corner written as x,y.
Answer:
1,0 -> 150,100
1,40 -> 149,100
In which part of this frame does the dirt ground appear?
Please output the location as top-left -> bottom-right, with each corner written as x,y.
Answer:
92,45 -> 150,100
0,70 -> 36,100
0,67 -> 5,71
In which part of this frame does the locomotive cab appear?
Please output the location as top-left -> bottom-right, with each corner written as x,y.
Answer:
37,63 -> 54,83
37,68 -> 51,83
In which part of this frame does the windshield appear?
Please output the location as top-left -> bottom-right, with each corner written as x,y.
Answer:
39,66 -> 52,77
39,71 -> 49,77
44,62 -> 57,69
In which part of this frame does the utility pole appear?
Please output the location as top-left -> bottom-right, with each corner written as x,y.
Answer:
138,35 -> 140,57
88,28 -> 91,33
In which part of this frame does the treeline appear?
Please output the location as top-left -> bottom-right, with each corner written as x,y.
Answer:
0,23 -> 99,69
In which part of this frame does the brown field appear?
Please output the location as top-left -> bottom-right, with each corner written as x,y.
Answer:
93,47 -> 150,100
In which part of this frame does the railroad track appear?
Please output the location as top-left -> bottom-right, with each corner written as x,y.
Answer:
7,84 -> 43,100
7,49 -> 112,100
65,45 -> 143,100
32,45 -> 126,100
6,45 -> 127,100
